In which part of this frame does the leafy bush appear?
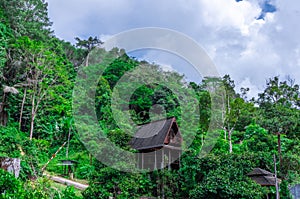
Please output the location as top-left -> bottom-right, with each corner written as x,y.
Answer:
0,125 -> 24,158
75,164 -> 94,180
180,152 -> 273,198
82,167 -> 154,199
0,170 -> 83,199
0,125 -> 40,180
189,165 -> 267,199
0,169 -> 22,197
59,186 -> 82,199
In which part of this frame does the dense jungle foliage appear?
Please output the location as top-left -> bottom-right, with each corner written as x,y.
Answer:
0,0 -> 300,198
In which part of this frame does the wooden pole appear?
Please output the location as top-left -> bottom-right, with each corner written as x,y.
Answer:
168,149 -> 171,170
137,153 -> 139,169
154,150 -> 157,170
179,150 -> 181,169
141,153 -> 144,169
161,170 -> 165,199
274,154 -> 280,199
41,142 -> 67,172
161,148 -> 164,169
66,125 -> 72,159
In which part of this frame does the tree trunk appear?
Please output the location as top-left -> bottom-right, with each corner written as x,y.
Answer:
229,131 -> 233,153
48,175 -> 88,190
19,87 -> 27,131
85,53 -> 89,67
0,157 -> 21,178
277,133 -> 282,166
0,93 -> 8,126
274,154 -> 280,199
30,94 -> 36,140
29,107 -> 35,140
30,114 -> 35,140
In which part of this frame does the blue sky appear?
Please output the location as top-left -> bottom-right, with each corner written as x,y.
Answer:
46,0 -> 300,98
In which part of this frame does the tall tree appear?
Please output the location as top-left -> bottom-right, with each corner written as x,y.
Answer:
0,0 -> 52,40
13,36 -> 70,139
212,75 -> 239,153
0,15 -> 13,126
257,76 -> 300,164
75,36 -> 103,66
201,75 -> 255,153
75,36 -> 103,52
1,0 -> 53,87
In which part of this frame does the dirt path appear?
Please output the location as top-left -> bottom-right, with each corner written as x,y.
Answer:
46,174 -> 89,190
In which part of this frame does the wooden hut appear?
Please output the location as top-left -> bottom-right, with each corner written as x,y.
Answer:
247,168 -> 281,186
57,159 -> 78,179
247,168 -> 281,199
130,117 -> 182,170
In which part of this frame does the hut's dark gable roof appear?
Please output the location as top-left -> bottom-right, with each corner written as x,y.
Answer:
247,168 -> 274,177
249,175 -> 277,186
246,168 -> 281,186
130,117 -> 182,150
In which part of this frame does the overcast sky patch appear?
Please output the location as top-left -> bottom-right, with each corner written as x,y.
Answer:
46,0 -> 300,99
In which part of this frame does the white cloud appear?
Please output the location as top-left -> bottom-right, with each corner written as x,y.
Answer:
237,77 -> 263,99
157,63 -> 175,72
129,49 -> 201,83
99,34 -> 113,42
198,0 -> 261,36
46,0 -> 300,99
